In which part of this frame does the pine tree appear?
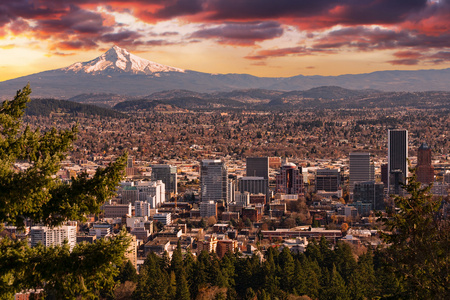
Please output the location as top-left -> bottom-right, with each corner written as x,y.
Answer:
380,172 -> 450,299
323,265 -> 350,300
0,85 -> 128,298
278,247 -> 295,293
175,270 -> 190,300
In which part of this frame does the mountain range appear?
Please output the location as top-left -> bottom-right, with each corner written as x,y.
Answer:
1,45 -> 450,100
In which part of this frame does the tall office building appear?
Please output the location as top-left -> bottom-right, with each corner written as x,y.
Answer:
316,168 -> 341,192
276,163 -> 304,194
151,164 -> 177,195
30,222 -> 77,250
200,160 -> 228,203
353,181 -> 385,211
416,143 -> 434,185
239,177 -> 268,198
388,129 -> 408,195
246,157 -> 269,179
349,152 -> 374,190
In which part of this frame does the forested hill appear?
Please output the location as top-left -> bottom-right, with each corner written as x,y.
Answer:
25,98 -> 127,118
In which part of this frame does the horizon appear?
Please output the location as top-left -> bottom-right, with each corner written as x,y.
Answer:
1,1 -> 450,81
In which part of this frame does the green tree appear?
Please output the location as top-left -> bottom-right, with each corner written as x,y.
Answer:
380,172 -> 450,299
116,260 -> 138,284
0,85 -> 128,298
278,247 -> 295,293
175,270 -> 190,300
322,265 -> 350,300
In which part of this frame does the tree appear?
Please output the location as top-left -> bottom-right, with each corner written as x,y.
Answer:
0,85 -> 128,298
175,269 -> 190,300
380,172 -> 450,299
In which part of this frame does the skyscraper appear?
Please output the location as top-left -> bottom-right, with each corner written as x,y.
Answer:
316,168 -> 341,192
349,152 -> 374,190
151,164 -> 177,195
276,163 -> 304,194
200,159 -> 228,203
388,129 -> 408,195
416,143 -> 434,185
353,181 -> 385,211
246,157 -> 269,179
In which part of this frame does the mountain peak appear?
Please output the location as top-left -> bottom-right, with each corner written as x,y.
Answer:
63,46 -> 184,75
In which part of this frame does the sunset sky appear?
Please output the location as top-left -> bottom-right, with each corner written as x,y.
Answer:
1,0 -> 450,81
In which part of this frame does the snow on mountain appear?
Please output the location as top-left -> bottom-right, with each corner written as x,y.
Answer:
64,45 -> 184,75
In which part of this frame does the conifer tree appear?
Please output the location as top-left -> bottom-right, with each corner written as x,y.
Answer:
380,172 -> 450,299
0,85 -> 128,298
175,269 -> 190,300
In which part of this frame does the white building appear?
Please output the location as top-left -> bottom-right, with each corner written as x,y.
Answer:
135,200 -> 151,217
89,224 -> 112,238
137,180 -> 165,208
30,222 -> 77,250
153,213 -> 172,225
119,180 -> 166,207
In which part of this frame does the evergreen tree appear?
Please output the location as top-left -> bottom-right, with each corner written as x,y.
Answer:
116,260 -> 138,283
134,252 -> 170,299
333,241 -> 357,284
380,172 -> 450,299
170,239 -> 183,274
278,247 -> 295,293
175,270 -> 191,300
322,265 -> 350,300
0,85 -> 128,298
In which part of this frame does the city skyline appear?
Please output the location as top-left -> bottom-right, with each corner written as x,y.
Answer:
1,1 -> 450,81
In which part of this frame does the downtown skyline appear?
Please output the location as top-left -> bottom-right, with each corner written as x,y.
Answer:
1,0 -> 450,81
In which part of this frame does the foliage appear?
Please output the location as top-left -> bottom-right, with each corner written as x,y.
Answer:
0,85 -> 128,298
379,173 -> 450,299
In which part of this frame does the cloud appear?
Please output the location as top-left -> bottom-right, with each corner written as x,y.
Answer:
0,0 -> 450,67
245,47 -> 310,60
387,58 -> 420,65
191,21 -> 283,45
36,5 -> 110,34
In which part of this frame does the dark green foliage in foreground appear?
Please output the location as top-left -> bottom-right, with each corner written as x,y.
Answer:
25,98 -> 126,118
380,172 -> 450,299
0,85 -> 129,299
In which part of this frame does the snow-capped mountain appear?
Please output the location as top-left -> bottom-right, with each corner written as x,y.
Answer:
64,45 -> 184,75
1,45 -> 450,99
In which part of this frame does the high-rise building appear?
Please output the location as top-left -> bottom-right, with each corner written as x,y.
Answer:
276,163 -> 304,194
151,164 -> 177,195
388,129 -> 408,195
135,200 -> 151,217
349,152 -> 374,190
316,168 -> 341,192
246,157 -> 269,179
30,222 -> 77,250
200,200 -> 218,218
238,176 -> 268,200
416,143 -> 434,185
353,181 -> 385,212
200,160 -> 228,203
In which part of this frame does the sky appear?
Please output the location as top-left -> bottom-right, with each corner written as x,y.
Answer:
1,0 -> 450,81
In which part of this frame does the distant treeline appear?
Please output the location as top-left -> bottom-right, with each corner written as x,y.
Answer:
25,98 -> 126,118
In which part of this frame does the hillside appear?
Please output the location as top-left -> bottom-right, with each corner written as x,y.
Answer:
25,98 -> 127,118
